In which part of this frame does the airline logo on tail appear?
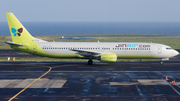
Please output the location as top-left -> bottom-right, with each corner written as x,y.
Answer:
11,28 -> 23,36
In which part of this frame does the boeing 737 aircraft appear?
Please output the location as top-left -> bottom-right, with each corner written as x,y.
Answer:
5,13 -> 179,65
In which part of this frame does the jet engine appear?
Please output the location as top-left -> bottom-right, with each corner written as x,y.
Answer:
98,54 -> 117,62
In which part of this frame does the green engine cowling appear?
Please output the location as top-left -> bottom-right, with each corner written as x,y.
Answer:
98,54 -> 117,62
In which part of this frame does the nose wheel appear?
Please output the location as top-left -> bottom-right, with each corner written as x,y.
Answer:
160,61 -> 163,65
88,59 -> 93,65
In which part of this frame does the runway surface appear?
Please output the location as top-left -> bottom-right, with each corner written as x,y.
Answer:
0,61 -> 180,101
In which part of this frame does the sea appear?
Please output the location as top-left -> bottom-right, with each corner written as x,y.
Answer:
0,22 -> 180,36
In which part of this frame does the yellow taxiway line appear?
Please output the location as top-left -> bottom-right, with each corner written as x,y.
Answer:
8,67 -> 52,101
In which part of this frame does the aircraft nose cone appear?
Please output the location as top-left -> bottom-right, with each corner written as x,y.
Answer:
174,50 -> 179,56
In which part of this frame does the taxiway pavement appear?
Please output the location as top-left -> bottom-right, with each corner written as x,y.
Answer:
0,61 -> 180,101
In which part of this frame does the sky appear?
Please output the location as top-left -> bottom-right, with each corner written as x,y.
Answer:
0,0 -> 180,22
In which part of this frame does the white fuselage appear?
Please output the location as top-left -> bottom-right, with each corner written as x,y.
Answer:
36,41 -> 179,59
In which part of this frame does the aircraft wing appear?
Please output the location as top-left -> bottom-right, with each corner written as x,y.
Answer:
70,49 -> 100,57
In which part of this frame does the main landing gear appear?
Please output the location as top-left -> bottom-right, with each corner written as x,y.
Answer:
88,59 -> 93,65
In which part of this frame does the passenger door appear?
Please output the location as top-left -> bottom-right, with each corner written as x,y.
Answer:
158,46 -> 162,54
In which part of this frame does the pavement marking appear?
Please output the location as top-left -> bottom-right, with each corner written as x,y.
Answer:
2,70 -> 180,72
5,98 -> 19,99
0,79 -> 66,88
131,67 -> 151,68
161,78 -> 180,96
135,85 -> 143,95
44,88 -> 49,92
25,78 -> 49,80
25,67 -> 42,68
8,67 -> 52,101
78,67 -> 97,68
110,79 -> 167,85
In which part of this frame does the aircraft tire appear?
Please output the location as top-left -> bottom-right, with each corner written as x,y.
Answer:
88,59 -> 93,65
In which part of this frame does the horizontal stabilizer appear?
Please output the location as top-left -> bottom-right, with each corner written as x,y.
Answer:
4,41 -> 23,46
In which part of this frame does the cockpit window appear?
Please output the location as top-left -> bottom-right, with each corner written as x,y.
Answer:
166,47 -> 172,50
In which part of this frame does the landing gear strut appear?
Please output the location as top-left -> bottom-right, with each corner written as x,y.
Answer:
88,59 -> 93,65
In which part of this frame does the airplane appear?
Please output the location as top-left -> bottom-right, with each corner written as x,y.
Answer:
5,12 -> 179,65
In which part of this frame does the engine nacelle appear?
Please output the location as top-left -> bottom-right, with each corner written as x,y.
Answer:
98,54 -> 117,62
